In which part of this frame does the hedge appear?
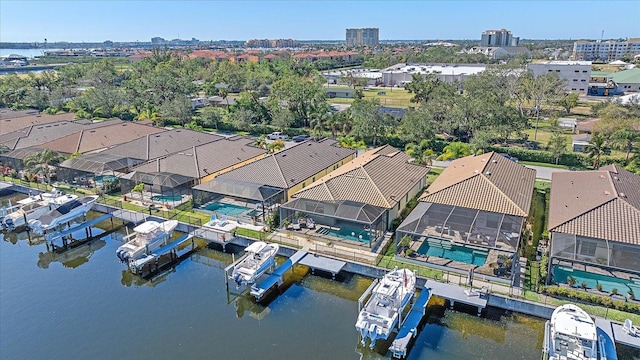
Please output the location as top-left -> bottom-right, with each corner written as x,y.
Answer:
544,286 -> 640,314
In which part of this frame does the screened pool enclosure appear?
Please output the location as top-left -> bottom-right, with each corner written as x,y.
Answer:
280,198 -> 387,247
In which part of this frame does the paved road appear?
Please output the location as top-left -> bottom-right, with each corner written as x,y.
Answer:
431,160 -> 568,181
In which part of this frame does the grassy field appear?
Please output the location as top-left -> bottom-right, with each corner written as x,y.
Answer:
327,86 -> 415,108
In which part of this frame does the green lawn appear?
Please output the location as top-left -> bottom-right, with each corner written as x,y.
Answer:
520,161 -> 570,169
327,87 -> 415,108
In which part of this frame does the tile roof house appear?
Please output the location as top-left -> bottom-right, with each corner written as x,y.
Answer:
192,139 -> 356,212
201,139 -> 355,196
396,152 -> 536,281
420,152 -> 535,217
38,121 -> 165,155
0,109 -> 39,120
122,136 -> 269,195
56,129 -> 223,182
1,119 -> 121,151
547,165 -> 640,281
0,112 -> 77,135
284,145 -> 429,228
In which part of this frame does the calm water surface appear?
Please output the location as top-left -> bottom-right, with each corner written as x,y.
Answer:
0,192 -> 547,359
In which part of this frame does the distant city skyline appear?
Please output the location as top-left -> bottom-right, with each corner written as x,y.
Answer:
1,0 -> 639,43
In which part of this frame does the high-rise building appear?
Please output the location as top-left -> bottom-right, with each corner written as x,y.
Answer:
481,29 -> 518,47
572,39 -> 640,62
346,28 -> 379,46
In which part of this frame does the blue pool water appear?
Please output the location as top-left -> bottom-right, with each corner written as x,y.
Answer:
417,240 -> 488,266
316,226 -> 370,244
203,202 -> 250,216
552,265 -> 640,294
152,195 -> 183,202
95,175 -> 117,185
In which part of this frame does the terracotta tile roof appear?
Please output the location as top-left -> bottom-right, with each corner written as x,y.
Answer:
214,139 -> 356,189
103,128 -> 222,161
7,120 -> 111,150
549,165 -> 640,244
420,152 -> 535,217
128,136 -> 268,179
0,109 -> 39,120
292,145 -> 429,208
39,121 -> 164,154
0,113 -> 76,135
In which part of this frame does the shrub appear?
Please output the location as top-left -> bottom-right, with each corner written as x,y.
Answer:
596,283 -> 603,292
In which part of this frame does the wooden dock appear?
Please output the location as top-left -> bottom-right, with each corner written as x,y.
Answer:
298,253 -> 346,279
424,279 -> 487,315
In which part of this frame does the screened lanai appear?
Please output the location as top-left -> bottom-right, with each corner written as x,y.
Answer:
280,198 -> 387,247
0,147 -> 45,170
550,232 -> 640,274
57,153 -> 140,185
192,178 -> 285,222
396,202 -> 524,252
120,171 -> 195,198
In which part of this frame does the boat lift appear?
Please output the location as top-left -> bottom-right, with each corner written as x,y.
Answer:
389,287 -> 432,359
45,213 -> 114,251
128,232 -> 196,276
249,250 -> 308,300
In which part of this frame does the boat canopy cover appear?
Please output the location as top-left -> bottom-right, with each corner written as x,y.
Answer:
245,241 -> 267,253
158,220 -> 178,233
133,221 -> 161,234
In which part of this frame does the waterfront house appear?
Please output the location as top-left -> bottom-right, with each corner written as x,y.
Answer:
120,136 -> 268,201
279,145 -> 429,247
395,152 -> 535,282
192,139 -> 356,223
547,165 -> 640,294
56,128 -> 222,185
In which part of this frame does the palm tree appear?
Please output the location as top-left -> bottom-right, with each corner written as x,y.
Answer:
267,139 -> 286,153
23,149 -> 63,184
338,135 -> 366,150
436,142 -> 472,161
310,113 -> 327,139
405,140 -> 435,165
611,129 -> 640,165
254,135 -> 267,149
585,134 -> 608,168
136,106 -> 158,121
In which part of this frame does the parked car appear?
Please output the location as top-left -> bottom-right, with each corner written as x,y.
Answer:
267,132 -> 288,140
292,134 -> 311,142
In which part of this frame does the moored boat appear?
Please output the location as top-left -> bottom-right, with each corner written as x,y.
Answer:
28,195 -> 99,233
2,193 -> 79,231
355,267 -> 416,348
230,241 -> 279,288
116,219 -> 179,265
545,304 -> 598,360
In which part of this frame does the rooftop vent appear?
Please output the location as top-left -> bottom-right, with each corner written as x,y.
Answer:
620,192 -> 626,197
492,159 -> 497,163
604,191 -> 610,195
485,171 -> 491,175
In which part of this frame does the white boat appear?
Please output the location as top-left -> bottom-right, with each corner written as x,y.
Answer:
546,304 -> 598,360
230,241 -> 279,288
28,195 -> 99,233
2,193 -> 79,231
355,267 -> 416,348
116,220 -> 178,265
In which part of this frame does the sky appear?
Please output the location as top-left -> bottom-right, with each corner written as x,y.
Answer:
1,0 -> 639,43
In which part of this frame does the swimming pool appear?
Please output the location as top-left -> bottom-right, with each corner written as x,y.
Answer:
417,239 -> 488,266
95,175 -> 117,185
552,265 -> 639,294
203,202 -> 250,216
316,226 -> 370,244
152,195 -> 183,202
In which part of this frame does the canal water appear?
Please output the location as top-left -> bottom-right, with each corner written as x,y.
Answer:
0,192 -> 549,359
